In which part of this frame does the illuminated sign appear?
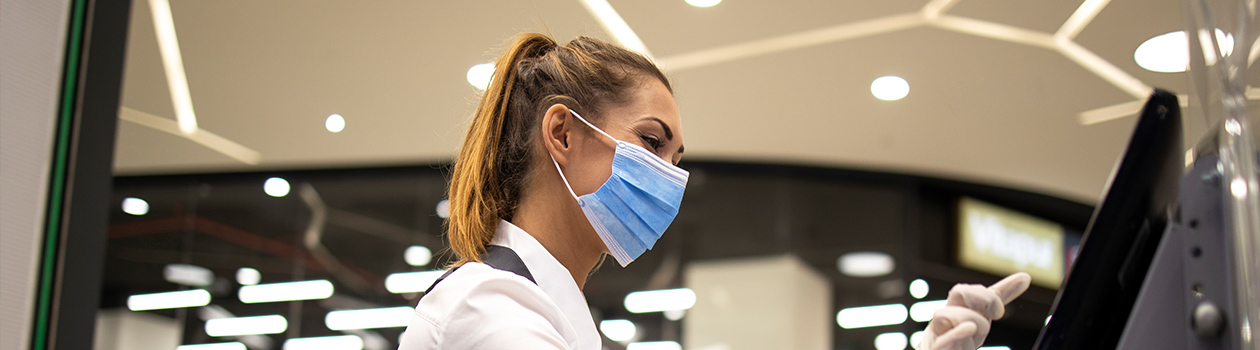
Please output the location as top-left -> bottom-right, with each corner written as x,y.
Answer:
957,197 -> 1065,288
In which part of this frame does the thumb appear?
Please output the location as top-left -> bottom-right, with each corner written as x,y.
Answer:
988,272 -> 1031,304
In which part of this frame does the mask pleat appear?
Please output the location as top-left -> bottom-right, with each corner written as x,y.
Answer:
592,180 -> 663,249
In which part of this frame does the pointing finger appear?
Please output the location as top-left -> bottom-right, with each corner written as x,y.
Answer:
989,272 -> 1032,304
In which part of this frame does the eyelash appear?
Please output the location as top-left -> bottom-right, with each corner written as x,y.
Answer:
640,135 -> 664,151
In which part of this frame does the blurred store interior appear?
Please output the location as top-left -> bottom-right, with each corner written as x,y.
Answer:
86,0 -> 1259,349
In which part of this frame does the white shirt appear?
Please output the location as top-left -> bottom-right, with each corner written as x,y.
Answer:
398,220 -> 601,350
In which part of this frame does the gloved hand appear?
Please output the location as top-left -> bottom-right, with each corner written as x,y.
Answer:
917,272 -> 1032,350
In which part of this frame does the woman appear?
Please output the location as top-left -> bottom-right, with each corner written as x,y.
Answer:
398,33 -> 1031,350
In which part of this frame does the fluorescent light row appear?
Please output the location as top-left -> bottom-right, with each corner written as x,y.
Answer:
909,300 -> 947,322
128,289 -> 211,311
624,288 -> 696,313
205,315 -> 287,337
626,341 -> 680,350
239,279 -> 333,303
283,335 -> 363,350
325,306 -> 414,330
164,264 -> 214,287
600,319 -> 637,342
875,332 -> 908,350
385,270 -> 445,294
836,304 -> 908,329
177,343 -> 246,350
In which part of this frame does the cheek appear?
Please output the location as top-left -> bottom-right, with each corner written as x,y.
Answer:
570,144 -> 616,195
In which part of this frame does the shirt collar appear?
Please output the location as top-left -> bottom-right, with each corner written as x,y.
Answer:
490,219 -> 600,348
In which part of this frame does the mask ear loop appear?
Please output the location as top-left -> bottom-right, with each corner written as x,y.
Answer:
550,154 -> 580,201
567,109 -> 617,143
549,109 -> 616,201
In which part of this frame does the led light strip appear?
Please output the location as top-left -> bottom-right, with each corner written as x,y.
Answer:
148,0 -> 198,134
646,0 -> 1169,124
580,0 -> 653,59
118,107 -> 261,164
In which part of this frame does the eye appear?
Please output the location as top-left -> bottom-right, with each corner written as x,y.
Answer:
639,135 -> 664,151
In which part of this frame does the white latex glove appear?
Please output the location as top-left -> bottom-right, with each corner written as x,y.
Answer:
918,272 -> 1032,350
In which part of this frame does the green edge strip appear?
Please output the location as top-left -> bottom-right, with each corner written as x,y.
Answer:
32,0 -> 87,349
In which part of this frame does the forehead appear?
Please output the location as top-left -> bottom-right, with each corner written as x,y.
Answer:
620,79 -> 682,134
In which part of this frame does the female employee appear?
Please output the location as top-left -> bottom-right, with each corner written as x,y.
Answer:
397,33 -> 1032,350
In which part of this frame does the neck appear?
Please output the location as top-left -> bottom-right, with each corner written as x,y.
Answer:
511,181 -> 605,289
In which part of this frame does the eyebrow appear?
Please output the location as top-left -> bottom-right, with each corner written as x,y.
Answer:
644,117 -> 685,154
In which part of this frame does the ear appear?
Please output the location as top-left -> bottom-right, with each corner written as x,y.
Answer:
540,103 -> 574,166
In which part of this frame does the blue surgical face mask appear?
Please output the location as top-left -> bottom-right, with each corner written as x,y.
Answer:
549,109 -> 688,267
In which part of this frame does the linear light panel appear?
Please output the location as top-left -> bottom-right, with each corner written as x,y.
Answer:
384,270 -> 445,294
623,288 -> 696,313
282,335 -> 364,350
836,304 -> 908,329
909,300 -> 947,322
325,306 -> 414,330
127,289 -> 211,311
204,315 -> 287,337
874,332 -> 908,350
147,0 -> 198,134
238,279 -> 333,303
626,341 -> 681,350
177,343 -> 246,350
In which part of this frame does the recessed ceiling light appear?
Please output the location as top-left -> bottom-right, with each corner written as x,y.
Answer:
436,199 -> 450,219
325,114 -> 345,133
1135,30 -> 1234,73
404,245 -> 432,266
236,267 -> 261,286
871,76 -> 909,101
264,177 -> 290,197
1135,31 -> 1188,73
467,63 -> 495,90
685,0 -> 721,7
909,278 -> 929,299
122,197 -> 149,215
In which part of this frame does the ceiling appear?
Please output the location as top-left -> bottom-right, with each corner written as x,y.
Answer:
114,0 -> 1228,203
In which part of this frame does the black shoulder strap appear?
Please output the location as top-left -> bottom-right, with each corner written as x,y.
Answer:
420,245 -> 535,299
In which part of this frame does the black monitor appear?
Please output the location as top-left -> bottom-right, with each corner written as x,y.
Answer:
1033,89 -> 1184,350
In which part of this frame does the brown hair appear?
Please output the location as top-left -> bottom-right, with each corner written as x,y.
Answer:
446,33 -> 671,264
